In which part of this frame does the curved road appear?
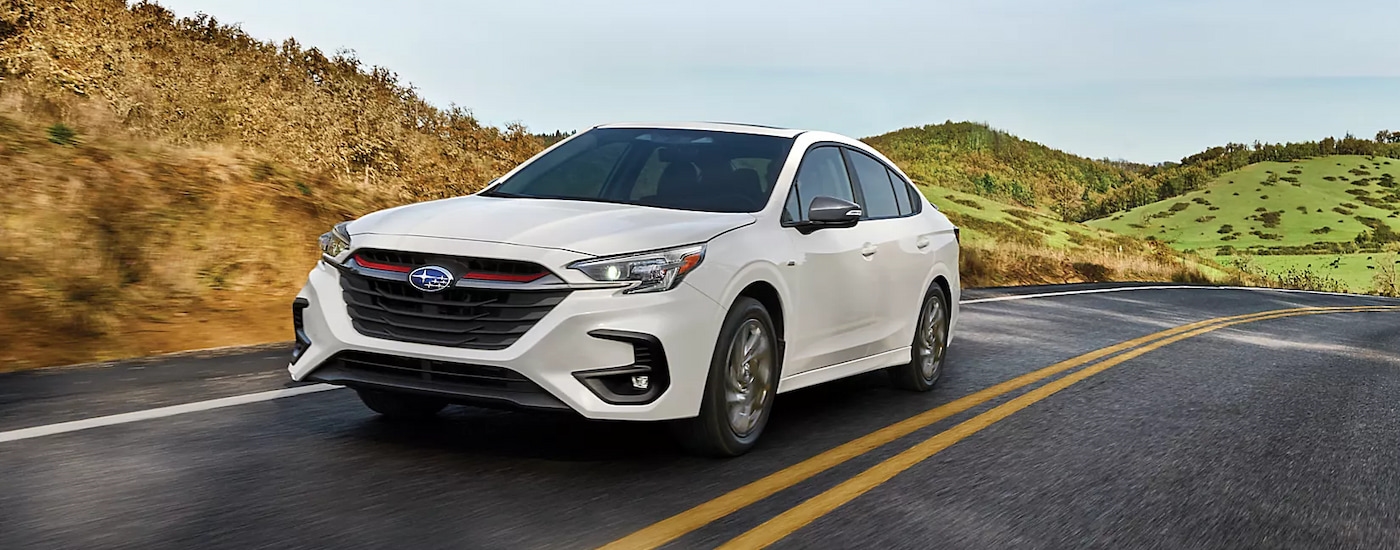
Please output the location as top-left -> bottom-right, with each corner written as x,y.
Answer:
3,284 -> 1399,549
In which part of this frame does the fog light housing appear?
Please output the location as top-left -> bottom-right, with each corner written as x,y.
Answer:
291,298 -> 311,363
573,330 -> 670,405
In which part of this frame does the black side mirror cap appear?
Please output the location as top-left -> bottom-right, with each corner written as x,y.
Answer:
795,196 -> 861,233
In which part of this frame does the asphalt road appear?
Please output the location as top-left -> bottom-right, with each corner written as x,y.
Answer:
3,284 -> 1400,549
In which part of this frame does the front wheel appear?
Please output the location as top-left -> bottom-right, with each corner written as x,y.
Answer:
888,284 -> 950,392
672,297 -> 779,457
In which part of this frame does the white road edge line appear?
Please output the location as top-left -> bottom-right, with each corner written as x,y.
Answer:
1,285 -> 1385,444
0,384 -> 343,444
960,285 -> 1369,305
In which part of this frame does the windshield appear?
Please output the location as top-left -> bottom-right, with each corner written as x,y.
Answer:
482,128 -> 796,213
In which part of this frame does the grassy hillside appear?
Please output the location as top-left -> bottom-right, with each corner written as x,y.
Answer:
0,0 -> 544,201
0,110 -> 400,369
867,124 -> 1400,224
865,122 -> 1142,219
1089,155 -> 1400,293
0,0 -> 541,369
923,186 -> 1226,287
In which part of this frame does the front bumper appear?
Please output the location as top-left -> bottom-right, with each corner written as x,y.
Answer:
289,240 -> 725,421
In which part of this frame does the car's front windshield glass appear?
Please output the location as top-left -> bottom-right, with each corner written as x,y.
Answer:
481,128 -> 795,213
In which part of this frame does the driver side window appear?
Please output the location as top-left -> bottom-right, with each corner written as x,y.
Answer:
783,146 -> 854,223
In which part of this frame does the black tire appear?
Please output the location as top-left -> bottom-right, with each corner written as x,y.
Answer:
356,389 -> 448,420
888,283 -> 950,392
672,297 -> 779,457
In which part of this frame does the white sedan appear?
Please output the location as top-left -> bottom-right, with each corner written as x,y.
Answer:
290,122 -> 960,456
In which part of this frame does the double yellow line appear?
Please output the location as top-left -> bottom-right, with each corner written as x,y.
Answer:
602,305 -> 1400,550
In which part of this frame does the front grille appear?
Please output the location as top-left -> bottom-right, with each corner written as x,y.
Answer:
335,351 -> 546,393
340,269 -> 570,350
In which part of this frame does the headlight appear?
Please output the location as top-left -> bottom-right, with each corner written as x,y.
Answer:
318,221 -> 352,262
568,244 -> 705,294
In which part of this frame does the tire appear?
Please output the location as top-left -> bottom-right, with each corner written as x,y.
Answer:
356,389 -> 448,420
672,297 -> 779,457
888,283 -> 950,392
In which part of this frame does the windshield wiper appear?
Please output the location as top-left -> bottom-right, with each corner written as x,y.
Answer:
480,190 -> 537,199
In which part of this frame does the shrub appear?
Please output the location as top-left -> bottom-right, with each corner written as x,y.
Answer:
1195,216 -> 1216,223
1334,206 -> 1354,215
1169,202 -> 1191,212
1218,224 -> 1235,234
1249,211 -> 1282,228
1312,226 -> 1332,234
46,123 -> 79,146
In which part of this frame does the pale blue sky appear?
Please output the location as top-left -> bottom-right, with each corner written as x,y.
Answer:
156,0 -> 1400,163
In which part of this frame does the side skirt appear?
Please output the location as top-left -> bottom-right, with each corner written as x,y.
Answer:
776,347 -> 912,394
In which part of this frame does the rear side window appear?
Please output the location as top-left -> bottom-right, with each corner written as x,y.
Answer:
889,169 -> 922,214
890,170 -> 912,215
845,150 -> 900,219
786,146 -> 855,221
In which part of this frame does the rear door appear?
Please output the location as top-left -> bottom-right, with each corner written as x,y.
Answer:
780,146 -> 885,374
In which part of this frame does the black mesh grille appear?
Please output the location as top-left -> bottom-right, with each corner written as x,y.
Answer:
333,350 -> 547,394
340,269 -> 570,350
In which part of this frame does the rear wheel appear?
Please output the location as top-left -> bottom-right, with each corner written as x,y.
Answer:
673,297 -> 778,457
888,284 -> 950,392
356,389 -> 448,420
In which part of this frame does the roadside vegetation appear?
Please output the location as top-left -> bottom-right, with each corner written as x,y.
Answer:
868,124 -> 1400,223
922,187 -> 1228,287
1089,157 -> 1400,294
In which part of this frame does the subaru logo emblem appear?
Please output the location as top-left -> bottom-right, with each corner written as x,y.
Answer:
408,265 -> 454,293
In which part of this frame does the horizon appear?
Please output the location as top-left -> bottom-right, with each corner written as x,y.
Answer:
152,0 -> 1400,164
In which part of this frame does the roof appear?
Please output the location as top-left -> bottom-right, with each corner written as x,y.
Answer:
593,121 -> 806,138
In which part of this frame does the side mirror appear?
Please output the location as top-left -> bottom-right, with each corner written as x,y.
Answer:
799,196 -> 862,232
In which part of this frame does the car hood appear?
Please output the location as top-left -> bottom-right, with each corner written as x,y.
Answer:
349,195 -> 756,257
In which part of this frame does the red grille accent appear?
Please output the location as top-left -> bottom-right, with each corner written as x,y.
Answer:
353,254 -> 412,273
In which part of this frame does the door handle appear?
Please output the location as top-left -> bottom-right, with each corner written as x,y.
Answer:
916,237 -> 931,249
861,244 -> 878,257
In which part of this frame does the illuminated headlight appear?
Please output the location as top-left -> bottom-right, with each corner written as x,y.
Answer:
568,244 -> 705,294
318,221 -> 352,263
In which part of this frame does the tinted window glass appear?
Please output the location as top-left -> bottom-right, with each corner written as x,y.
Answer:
790,146 -> 854,221
889,169 -> 912,215
486,128 -> 795,213
847,150 -> 899,219
890,169 -> 921,213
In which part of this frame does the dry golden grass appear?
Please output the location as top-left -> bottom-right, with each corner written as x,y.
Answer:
0,109 -> 399,369
958,241 -> 1220,288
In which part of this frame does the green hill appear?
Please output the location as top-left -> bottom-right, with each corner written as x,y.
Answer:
864,122 -> 1143,219
1088,155 -> 1400,293
920,186 -> 1227,287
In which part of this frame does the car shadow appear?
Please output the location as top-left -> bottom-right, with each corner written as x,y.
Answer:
338,370 -> 901,463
